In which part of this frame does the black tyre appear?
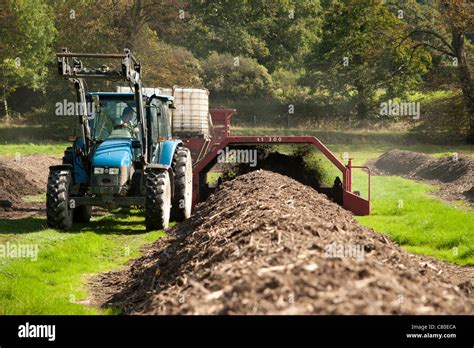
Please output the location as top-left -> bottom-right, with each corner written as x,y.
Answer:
46,169 -> 73,230
73,205 -> 92,223
145,169 -> 171,231
171,147 -> 192,222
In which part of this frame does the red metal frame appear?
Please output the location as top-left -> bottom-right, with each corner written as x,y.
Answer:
180,108 -> 371,216
181,108 -> 236,163
341,160 -> 372,215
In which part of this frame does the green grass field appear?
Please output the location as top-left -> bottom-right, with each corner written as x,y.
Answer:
0,133 -> 473,314
356,176 -> 473,265
0,209 -> 166,314
0,143 -> 69,157
305,144 -> 474,265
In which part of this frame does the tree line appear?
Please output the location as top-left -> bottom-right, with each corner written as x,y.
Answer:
0,0 -> 473,142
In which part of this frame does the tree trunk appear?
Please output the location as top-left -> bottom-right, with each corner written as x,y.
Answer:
126,0 -> 146,48
3,87 -> 9,122
355,83 -> 369,119
357,99 -> 369,120
451,24 -> 474,143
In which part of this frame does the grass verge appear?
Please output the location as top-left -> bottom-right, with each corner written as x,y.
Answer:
0,209 -> 166,314
355,176 -> 473,265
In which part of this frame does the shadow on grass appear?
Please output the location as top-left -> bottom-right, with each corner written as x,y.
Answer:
0,125 -> 71,143
0,204 -> 177,235
77,219 -> 148,235
0,215 -> 154,235
110,208 -> 144,217
0,217 -> 48,234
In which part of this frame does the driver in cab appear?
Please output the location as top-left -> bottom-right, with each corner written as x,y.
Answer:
114,107 -> 139,137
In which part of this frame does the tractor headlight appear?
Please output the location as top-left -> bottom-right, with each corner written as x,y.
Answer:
108,168 -> 120,175
94,167 -> 104,174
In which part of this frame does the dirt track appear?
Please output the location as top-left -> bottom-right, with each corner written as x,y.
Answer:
92,170 -> 473,314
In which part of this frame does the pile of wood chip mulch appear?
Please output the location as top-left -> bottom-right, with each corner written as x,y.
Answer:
92,170 -> 473,314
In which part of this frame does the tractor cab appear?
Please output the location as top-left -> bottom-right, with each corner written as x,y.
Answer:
83,92 -> 174,196
87,92 -> 173,142
88,92 -> 140,142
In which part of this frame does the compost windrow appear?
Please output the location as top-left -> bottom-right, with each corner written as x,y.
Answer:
372,149 -> 474,203
93,170 -> 473,314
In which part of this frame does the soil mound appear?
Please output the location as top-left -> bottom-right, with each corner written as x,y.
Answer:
373,150 -> 473,204
0,164 -> 38,205
93,170 -> 472,314
373,150 -> 433,176
0,155 -> 59,209
416,155 -> 471,183
465,187 -> 474,203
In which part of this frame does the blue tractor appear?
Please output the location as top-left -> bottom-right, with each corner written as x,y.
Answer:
47,49 -> 192,230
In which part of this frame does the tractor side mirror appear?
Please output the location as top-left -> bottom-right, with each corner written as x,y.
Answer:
92,95 -> 101,114
131,139 -> 141,149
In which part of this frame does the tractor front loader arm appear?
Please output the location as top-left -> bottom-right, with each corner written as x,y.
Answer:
56,48 -> 147,163
73,78 -> 91,157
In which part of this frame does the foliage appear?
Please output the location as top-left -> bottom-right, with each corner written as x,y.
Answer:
0,0 -> 56,109
202,52 -> 274,98
304,0 -> 432,119
132,25 -> 202,87
186,0 -> 322,72
272,68 -> 311,102
0,0 -> 471,141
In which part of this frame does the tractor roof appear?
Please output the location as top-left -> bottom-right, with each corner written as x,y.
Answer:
86,92 -> 174,102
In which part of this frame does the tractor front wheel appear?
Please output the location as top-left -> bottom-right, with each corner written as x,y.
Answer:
145,169 -> 171,231
46,169 -> 73,230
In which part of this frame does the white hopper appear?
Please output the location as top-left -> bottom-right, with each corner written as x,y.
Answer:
171,87 -> 210,136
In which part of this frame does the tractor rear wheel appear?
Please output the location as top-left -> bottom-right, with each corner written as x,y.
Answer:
171,147 -> 192,222
46,169 -> 73,230
145,169 -> 171,231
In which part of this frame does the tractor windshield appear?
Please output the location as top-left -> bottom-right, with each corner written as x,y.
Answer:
89,96 -> 138,141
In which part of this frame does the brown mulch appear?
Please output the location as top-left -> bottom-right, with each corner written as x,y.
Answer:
371,149 -> 474,205
0,155 -> 59,217
91,170 -> 473,315
0,164 -> 38,204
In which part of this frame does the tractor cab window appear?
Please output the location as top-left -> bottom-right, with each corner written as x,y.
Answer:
89,97 -> 137,141
148,99 -> 171,142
